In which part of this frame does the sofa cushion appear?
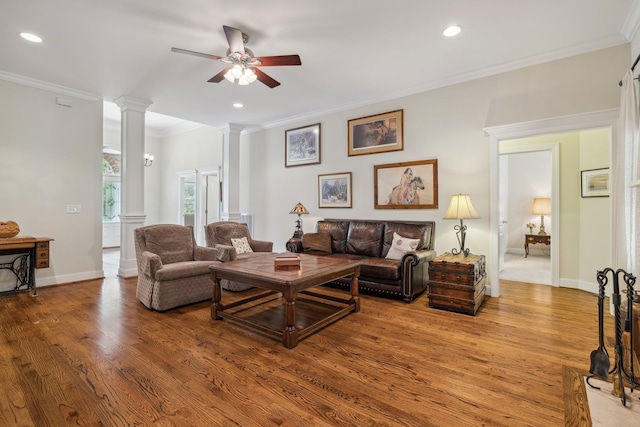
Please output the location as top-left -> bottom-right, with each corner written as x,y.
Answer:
231,237 -> 253,254
359,257 -> 401,280
345,221 -> 384,257
385,232 -> 420,260
382,222 -> 433,258
144,225 -> 194,264
302,232 -> 332,253
316,221 -> 350,253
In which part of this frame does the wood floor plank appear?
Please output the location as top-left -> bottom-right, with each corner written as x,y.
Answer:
0,276 -> 621,426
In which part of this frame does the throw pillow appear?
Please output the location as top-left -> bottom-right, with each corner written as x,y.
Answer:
302,232 -> 332,253
385,232 -> 420,260
231,237 -> 253,254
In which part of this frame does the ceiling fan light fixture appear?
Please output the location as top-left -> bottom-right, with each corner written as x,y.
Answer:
223,70 -> 235,83
231,64 -> 244,79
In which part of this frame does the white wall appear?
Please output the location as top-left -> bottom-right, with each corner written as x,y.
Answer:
159,126 -> 223,242
0,79 -> 103,288
243,45 -> 628,292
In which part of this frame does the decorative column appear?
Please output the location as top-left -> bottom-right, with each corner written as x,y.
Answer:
220,123 -> 244,222
114,96 -> 152,277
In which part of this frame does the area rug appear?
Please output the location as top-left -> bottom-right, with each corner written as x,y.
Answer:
563,366 -> 640,426
583,376 -> 640,426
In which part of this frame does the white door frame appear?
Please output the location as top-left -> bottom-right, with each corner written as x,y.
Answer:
196,166 -> 220,245
485,108 -> 619,298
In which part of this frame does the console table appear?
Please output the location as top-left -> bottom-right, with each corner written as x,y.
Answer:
0,236 -> 53,296
524,234 -> 550,258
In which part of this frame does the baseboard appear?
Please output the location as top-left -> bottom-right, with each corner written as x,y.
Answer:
36,270 -> 105,288
560,278 -> 598,295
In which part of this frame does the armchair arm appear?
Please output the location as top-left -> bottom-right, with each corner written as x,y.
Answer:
214,244 -> 238,262
250,239 -> 273,252
140,251 -> 163,278
285,238 -> 303,253
194,245 -> 219,262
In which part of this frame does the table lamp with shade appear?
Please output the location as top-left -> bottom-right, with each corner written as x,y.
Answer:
289,202 -> 309,238
443,194 -> 479,257
532,198 -> 551,235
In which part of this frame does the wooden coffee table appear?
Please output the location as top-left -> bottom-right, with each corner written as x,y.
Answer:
209,253 -> 360,348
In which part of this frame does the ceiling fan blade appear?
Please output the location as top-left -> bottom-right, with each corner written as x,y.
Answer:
255,55 -> 302,66
171,47 -> 223,61
223,25 -> 245,54
208,67 -> 231,83
254,68 -> 281,88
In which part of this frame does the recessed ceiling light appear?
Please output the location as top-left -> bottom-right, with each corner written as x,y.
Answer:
443,25 -> 461,37
20,32 -> 43,43
233,103 -> 243,108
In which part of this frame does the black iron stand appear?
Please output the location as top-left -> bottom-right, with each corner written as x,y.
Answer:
587,268 -> 639,407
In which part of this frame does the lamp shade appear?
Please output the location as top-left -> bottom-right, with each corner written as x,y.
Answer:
289,202 -> 309,215
443,194 -> 479,220
532,198 -> 551,216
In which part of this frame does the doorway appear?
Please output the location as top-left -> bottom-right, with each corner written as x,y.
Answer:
499,150 -> 552,285
486,108 -> 618,298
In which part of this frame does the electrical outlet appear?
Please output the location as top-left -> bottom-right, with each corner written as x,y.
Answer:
66,205 -> 81,214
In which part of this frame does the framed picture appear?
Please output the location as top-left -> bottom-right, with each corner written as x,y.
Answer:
581,168 -> 610,198
318,172 -> 352,208
374,159 -> 438,209
285,123 -> 321,167
348,109 -> 403,156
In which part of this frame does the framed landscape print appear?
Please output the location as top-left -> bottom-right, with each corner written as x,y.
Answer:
348,109 -> 403,156
285,123 -> 321,167
318,172 -> 352,208
374,159 -> 438,209
581,168 -> 609,197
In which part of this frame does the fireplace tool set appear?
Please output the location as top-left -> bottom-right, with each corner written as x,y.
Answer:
587,267 -> 639,406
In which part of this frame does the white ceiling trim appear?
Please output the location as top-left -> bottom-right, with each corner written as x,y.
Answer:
622,0 -> 640,40
0,70 -> 100,101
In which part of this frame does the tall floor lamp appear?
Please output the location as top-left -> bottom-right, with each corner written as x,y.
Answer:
443,194 -> 479,257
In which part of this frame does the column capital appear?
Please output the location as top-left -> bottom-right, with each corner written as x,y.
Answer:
114,96 -> 152,113
220,123 -> 245,136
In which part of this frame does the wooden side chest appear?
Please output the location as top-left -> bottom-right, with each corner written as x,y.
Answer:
428,252 -> 486,315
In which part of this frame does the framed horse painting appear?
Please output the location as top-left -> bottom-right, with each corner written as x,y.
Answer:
374,159 -> 438,209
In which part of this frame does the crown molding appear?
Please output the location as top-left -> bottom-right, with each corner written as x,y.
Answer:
622,0 -> 640,41
0,70 -> 100,101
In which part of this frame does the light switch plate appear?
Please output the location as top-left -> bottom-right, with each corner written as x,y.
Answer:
66,205 -> 81,214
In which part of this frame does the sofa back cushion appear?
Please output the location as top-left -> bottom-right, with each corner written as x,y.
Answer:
302,232 -> 332,253
382,221 -> 435,258
143,225 -> 194,264
345,221 -> 385,257
316,221 -> 349,253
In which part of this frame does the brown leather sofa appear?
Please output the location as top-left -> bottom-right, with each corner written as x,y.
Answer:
286,219 -> 436,302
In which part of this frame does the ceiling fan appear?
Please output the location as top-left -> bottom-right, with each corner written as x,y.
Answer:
171,25 -> 301,88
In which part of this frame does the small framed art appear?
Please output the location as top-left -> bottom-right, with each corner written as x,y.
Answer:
318,172 -> 352,208
581,168 -> 609,197
285,123 -> 321,167
374,159 -> 438,209
348,109 -> 403,156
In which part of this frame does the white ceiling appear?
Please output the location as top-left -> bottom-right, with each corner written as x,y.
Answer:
2,0 -> 639,132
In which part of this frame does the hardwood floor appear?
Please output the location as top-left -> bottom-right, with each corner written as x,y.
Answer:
0,277 -> 608,426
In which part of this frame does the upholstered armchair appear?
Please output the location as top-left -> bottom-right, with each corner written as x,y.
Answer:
204,221 -> 273,291
134,224 -> 221,311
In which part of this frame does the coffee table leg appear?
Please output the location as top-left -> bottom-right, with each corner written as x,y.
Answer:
211,274 -> 222,320
350,273 -> 360,312
283,288 -> 299,348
